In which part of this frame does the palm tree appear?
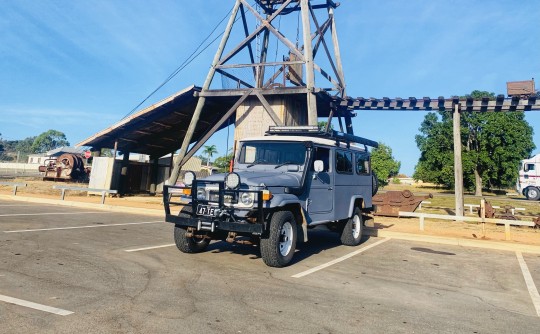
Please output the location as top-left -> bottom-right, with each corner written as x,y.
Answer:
202,145 -> 218,168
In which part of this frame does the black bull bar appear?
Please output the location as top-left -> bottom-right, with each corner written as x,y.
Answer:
163,182 -> 265,235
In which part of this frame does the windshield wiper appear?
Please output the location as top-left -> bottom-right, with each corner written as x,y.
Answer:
274,161 -> 297,169
247,159 -> 266,168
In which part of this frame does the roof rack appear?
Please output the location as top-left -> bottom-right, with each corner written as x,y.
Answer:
266,126 -> 379,148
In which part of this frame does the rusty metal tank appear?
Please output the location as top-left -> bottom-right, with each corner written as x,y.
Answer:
372,190 -> 433,217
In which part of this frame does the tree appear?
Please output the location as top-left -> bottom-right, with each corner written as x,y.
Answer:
0,133 -> 4,155
15,137 -> 36,154
318,121 -> 333,131
30,130 -> 70,153
371,143 -> 401,187
414,90 -> 535,195
213,152 -> 235,173
202,145 -> 218,167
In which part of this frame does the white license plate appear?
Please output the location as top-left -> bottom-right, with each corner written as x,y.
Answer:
196,204 -> 218,216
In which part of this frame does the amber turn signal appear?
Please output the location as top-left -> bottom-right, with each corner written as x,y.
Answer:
262,190 -> 272,201
183,188 -> 192,196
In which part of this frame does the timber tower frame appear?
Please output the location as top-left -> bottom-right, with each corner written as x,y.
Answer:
169,0 -> 349,184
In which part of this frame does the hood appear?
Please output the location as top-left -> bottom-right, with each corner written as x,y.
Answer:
201,171 -> 301,188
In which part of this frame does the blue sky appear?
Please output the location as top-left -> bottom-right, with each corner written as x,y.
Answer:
1,0 -> 539,175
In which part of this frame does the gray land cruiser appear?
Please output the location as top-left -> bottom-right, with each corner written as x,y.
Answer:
164,126 -> 379,267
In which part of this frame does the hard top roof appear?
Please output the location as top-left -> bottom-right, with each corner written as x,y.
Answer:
239,135 -> 367,151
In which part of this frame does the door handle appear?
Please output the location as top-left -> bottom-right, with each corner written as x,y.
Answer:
328,187 -> 333,190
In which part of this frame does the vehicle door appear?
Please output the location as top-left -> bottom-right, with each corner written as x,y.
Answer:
333,149 -> 355,221
308,146 -> 333,215
355,152 -> 373,207
522,161 -> 538,189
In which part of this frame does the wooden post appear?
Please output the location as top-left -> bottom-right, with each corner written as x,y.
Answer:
480,198 -> 486,237
504,223 -> 511,241
419,215 -> 425,231
168,0 -> 242,186
149,157 -> 159,195
301,0 -> 318,126
113,140 -> 118,159
119,152 -> 130,196
329,6 -> 345,96
453,103 -> 464,218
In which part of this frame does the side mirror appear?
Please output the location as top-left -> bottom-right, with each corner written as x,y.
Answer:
314,160 -> 324,173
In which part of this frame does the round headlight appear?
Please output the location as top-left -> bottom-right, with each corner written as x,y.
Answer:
183,171 -> 196,186
240,192 -> 254,206
225,172 -> 241,189
197,188 -> 206,200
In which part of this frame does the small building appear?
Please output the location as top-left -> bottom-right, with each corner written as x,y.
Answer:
27,146 -> 85,164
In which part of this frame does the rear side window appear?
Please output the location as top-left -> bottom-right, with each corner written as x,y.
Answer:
356,154 -> 370,174
336,150 -> 353,174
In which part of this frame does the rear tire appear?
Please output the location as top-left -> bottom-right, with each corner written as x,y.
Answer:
260,211 -> 297,267
525,187 -> 540,201
174,207 -> 210,253
340,207 -> 363,246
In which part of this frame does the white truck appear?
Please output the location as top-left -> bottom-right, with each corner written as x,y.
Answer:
517,154 -> 540,200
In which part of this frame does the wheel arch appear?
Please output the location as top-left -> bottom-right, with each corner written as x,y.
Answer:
273,202 -> 308,243
348,196 -> 364,218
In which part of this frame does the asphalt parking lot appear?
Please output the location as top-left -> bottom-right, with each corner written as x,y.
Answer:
1,198 -> 539,333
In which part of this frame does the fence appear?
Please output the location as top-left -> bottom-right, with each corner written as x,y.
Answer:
398,211 -> 535,241
0,163 -> 42,178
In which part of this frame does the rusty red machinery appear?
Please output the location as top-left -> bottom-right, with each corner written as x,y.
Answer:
477,201 -> 496,218
477,201 -> 520,220
372,190 -> 433,217
534,216 -> 540,229
38,153 -> 90,181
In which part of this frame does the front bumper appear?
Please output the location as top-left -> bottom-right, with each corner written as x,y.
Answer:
164,214 -> 263,234
163,184 -> 266,235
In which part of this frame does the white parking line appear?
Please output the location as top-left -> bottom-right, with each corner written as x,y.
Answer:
0,212 -> 108,217
516,252 -> 540,317
4,221 -> 163,233
292,237 -> 391,278
125,244 -> 175,252
0,294 -> 74,316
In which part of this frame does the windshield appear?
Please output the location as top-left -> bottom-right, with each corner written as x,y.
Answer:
239,141 -> 307,166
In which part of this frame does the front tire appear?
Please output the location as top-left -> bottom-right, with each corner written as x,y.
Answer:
525,187 -> 540,201
260,211 -> 297,267
340,207 -> 364,246
174,207 -> 210,253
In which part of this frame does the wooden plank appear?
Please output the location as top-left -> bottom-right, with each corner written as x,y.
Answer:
254,90 -> 285,126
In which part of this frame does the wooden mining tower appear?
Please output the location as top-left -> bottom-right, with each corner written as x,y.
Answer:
169,0 -> 348,185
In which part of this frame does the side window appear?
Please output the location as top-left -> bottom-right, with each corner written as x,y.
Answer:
336,150 -> 353,174
356,154 -> 370,174
526,164 -> 535,172
312,147 -> 330,172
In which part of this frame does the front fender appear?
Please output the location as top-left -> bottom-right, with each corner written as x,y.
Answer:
268,193 -> 303,208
